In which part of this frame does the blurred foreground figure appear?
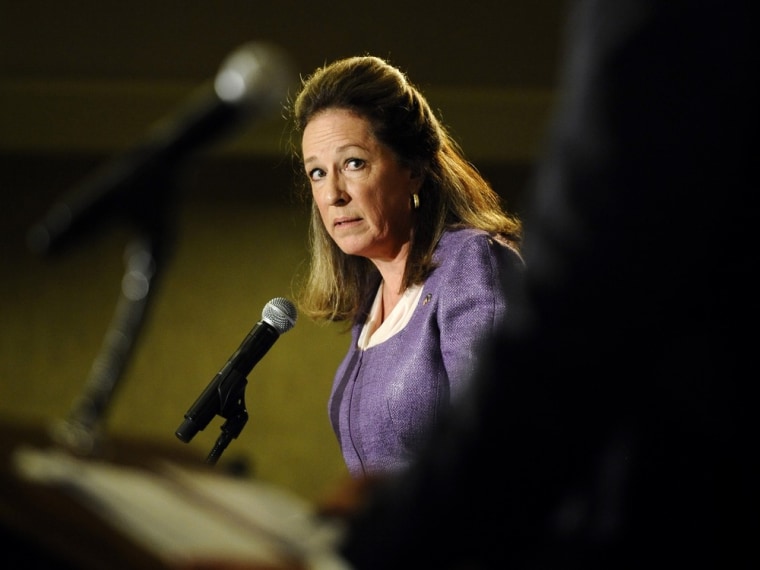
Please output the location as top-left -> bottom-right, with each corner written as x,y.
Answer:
333,0 -> 759,568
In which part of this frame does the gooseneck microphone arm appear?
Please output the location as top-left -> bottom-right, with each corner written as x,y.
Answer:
51,174 -> 176,455
27,42 -> 295,456
26,41 -> 296,257
176,297 -> 297,466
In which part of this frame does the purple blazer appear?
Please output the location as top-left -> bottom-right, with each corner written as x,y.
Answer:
328,228 -> 523,477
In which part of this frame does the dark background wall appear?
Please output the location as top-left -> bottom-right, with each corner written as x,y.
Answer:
0,1 -> 566,501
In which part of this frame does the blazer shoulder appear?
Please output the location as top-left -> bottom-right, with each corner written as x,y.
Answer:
438,228 -> 522,265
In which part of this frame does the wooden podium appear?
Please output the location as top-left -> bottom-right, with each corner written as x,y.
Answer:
0,420 -> 345,570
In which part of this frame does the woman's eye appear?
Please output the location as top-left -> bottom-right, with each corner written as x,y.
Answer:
345,158 -> 365,171
308,168 -> 325,181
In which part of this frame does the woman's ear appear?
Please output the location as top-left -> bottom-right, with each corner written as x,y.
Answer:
407,171 -> 424,199
410,160 -> 424,178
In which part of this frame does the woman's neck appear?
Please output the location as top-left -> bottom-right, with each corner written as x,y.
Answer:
380,284 -> 404,322
370,240 -> 410,321
373,264 -> 406,322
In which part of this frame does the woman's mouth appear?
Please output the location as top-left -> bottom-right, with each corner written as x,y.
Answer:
334,216 -> 361,228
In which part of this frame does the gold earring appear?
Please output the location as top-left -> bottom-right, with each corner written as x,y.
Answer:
411,193 -> 420,209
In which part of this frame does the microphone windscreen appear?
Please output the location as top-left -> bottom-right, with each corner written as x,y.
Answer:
262,297 -> 297,334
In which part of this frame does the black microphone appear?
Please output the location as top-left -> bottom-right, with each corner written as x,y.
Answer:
27,41 -> 296,255
175,297 -> 297,443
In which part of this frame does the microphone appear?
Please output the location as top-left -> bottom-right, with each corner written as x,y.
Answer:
27,41 -> 296,255
175,297 -> 297,443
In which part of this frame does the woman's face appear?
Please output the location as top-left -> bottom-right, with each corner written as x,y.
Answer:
302,108 -> 420,263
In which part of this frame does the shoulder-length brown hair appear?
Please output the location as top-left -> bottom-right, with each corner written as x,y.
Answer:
288,56 -> 521,323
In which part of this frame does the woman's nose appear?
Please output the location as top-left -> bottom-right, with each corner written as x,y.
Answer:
324,175 -> 348,205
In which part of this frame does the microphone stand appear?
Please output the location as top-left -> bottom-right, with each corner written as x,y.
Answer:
206,390 -> 249,466
50,237 -> 158,455
48,171 -> 177,456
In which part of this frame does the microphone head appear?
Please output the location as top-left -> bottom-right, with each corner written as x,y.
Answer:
262,297 -> 297,334
213,41 -> 296,117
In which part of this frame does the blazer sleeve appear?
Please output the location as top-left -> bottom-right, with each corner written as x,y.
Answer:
437,233 -> 523,401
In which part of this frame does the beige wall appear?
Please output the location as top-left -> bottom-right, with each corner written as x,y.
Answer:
0,155 -> 353,501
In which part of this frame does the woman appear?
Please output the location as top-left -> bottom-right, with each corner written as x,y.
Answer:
288,56 -> 523,478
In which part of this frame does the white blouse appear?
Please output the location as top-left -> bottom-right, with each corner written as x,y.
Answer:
358,281 -> 424,349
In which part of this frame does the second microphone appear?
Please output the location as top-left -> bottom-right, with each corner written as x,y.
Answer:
175,297 -> 297,443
